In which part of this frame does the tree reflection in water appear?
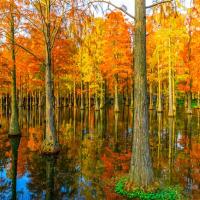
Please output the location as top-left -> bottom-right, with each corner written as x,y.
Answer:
0,107 -> 199,199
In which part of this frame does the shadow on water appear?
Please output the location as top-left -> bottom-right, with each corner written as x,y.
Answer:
9,135 -> 21,200
0,106 -> 199,199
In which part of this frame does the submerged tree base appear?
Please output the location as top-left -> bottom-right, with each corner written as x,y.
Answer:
40,140 -> 60,155
9,121 -> 20,136
115,178 -> 184,200
8,131 -> 21,136
157,109 -> 163,113
186,110 -> 192,114
8,128 -> 21,136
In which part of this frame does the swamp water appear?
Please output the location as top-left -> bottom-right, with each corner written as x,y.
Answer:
0,107 -> 199,199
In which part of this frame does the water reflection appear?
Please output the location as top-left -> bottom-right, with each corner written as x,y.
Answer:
0,107 -> 199,199
10,136 -> 21,200
45,156 -> 56,200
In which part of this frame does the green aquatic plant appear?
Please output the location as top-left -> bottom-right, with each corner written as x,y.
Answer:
115,178 -> 185,200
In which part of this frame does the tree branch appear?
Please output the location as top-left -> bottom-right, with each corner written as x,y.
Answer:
88,0 -> 135,19
146,0 -> 173,9
14,42 -> 44,63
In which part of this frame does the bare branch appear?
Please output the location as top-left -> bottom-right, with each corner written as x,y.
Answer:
88,0 -> 135,19
146,0 -> 173,9
14,42 -> 44,63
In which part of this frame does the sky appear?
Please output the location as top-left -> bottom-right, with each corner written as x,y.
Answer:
109,0 -> 154,16
106,0 -> 191,20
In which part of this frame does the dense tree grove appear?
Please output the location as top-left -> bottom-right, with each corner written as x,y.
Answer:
0,0 -> 200,197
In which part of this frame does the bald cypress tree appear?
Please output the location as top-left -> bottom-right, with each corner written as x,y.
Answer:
129,0 -> 154,188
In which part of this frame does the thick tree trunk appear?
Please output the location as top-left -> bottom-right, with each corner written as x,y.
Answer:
41,0 -> 59,154
129,0 -> 154,188
9,9 -> 20,136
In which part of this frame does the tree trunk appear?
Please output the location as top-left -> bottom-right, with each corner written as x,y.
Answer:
186,91 -> 192,114
100,81 -> 104,109
9,8 -> 20,136
130,83 -> 134,110
89,83 -> 91,110
129,0 -> 154,188
125,78 -> 129,106
80,80 -> 85,110
184,93 -> 188,108
157,113 -> 162,168
85,82 -> 89,108
69,91 -> 72,107
168,38 -> 174,117
41,0 -> 59,154
172,71 -> 176,115
114,113 -> 119,152
149,83 -> 153,110
157,54 -> 162,112
114,75 -> 119,112
95,91 -> 100,111
157,82 -> 162,112
73,80 -> 76,109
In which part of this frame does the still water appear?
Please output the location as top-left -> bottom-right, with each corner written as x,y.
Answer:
0,106 -> 199,200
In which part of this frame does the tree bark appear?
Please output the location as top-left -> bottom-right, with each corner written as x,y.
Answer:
168,38 -> 174,117
80,80 -> 85,110
41,0 -> 59,154
85,82 -> 89,108
95,91 -> 100,111
73,80 -> 76,109
149,83 -> 153,110
130,83 -> 134,110
100,81 -> 104,109
129,0 -> 154,188
157,82 -> 162,112
9,5 -> 20,136
186,91 -> 192,114
114,75 -> 119,112
125,78 -> 129,106
157,54 -> 163,112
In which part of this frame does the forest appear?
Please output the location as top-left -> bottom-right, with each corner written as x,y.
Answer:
0,0 -> 200,199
